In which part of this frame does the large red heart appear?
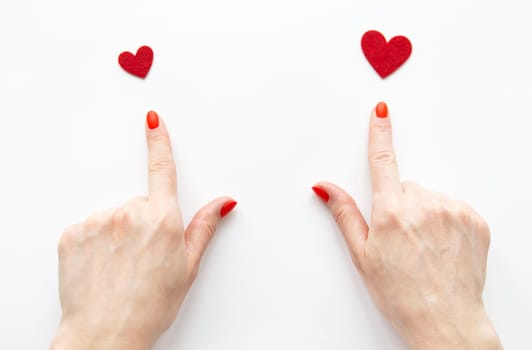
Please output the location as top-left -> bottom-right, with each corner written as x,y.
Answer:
361,30 -> 412,79
118,46 -> 154,79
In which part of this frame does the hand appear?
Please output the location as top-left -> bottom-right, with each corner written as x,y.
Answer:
51,111 -> 237,350
313,103 -> 503,349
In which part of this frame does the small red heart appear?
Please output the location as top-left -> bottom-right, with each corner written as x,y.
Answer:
118,46 -> 154,79
361,30 -> 412,79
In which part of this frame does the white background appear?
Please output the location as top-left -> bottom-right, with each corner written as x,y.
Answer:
0,0 -> 531,348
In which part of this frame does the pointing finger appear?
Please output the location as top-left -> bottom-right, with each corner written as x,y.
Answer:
368,102 -> 401,194
145,111 -> 177,200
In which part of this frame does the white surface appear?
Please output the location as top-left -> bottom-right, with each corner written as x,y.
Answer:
1,0 -> 531,348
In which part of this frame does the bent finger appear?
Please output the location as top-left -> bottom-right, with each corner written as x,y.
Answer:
185,197 -> 238,270
312,182 -> 369,269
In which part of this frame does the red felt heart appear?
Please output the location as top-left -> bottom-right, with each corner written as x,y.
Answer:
118,46 -> 154,79
361,30 -> 412,79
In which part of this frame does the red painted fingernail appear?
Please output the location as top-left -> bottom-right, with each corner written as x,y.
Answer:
147,111 -> 159,129
312,186 -> 330,203
376,102 -> 388,118
220,200 -> 237,218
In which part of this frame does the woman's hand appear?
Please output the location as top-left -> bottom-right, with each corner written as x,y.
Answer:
313,103 -> 503,350
51,111 -> 237,350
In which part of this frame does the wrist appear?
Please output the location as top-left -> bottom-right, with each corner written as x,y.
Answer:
50,321 -> 152,350
403,307 -> 502,350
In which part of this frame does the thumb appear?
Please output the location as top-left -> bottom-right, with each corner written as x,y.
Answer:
185,197 -> 237,270
312,182 -> 368,268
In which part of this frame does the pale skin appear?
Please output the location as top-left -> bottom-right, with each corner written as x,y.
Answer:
313,103 -> 503,349
51,113 -> 237,349
51,105 -> 503,349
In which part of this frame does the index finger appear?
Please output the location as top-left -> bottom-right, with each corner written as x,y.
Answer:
368,102 -> 401,194
145,111 -> 177,200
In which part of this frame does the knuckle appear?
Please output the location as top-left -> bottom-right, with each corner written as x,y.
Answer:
418,195 -> 446,215
197,217 -> 217,238
456,208 -> 471,223
473,214 -> 491,244
149,158 -> 174,173
151,133 -> 171,145
111,208 -> 131,228
369,150 -> 397,167
333,204 -> 351,226
443,207 -> 457,222
476,216 -> 489,232
58,225 -> 79,253
380,201 -> 401,219
450,201 -> 473,221
386,212 -> 402,227
188,212 -> 216,239
445,201 -> 491,244
155,211 -> 182,236
374,207 -> 402,229
373,121 -> 391,133
434,201 -> 451,216
479,222 -> 491,245
421,200 -> 450,224
85,211 -> 108,229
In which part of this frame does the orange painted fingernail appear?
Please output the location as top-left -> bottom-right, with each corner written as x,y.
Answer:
220,200 -> 237,218
312,186 -> 330,203
376,102 -> 388,118
147,111 -> 159,129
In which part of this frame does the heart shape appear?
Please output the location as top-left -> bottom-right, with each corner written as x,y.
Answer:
361,30 -> 412,79
118,46 -> 154,79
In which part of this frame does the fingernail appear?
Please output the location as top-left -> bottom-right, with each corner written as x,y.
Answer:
220,200 -> 238,218
147,111 -> 159,129
312,186 -> 330,203
376,102 -> 388,118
